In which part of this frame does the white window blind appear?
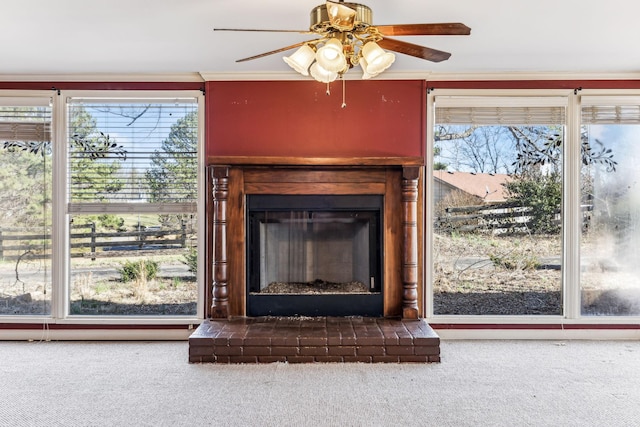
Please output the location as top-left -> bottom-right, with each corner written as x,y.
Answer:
435,96 -> 567,125
66,98 -> 198,207
581,96 -> 640,124
0,98 -> 52,144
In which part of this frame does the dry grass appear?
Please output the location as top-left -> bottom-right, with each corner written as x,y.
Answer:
0,255 -> 197,316
433,231 -> 563,315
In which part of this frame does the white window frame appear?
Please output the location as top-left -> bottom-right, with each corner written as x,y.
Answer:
427,89 -> 640,327
0,91 -> 55,323
0,90 -> 205,325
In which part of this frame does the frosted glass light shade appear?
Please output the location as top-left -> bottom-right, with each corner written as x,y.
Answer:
316,38 -> 347,73
283,45 -> 316,76
361,42 -> 395,75
310,62 -> 338,83
359,57 -> 377,79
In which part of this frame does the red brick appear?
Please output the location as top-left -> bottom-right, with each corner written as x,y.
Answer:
243,346 -> 272,356
299,337 -> 328,346
271,346 -> 299,356
414,336 -> 439,346
189,336 -> 213,346
327,346 -> 356,356
399,355 -> 429,363
258,356 -> 287,363
372,356 -> 400,363
386,345 -> 415,356
355,336 -> 385,346
228,337 -> 245,346
300,346 -> 328,356
286,356 -> 316,363
229,356 -> 258,363
343,356 -> 373,363
397,337 -> 413,346
341,336 -> 357,346
213,345 -> 243,356
189,346 -> 214,357
271,336 -> 299,346
383,336 -> 400,346
212,337 -> 230,345
189,317 -> 441,364
314,356 -> 345,363
326,336 -> 342,346
243,337 -> 271,346
414,345 -> 440,356
356,346 -> 386,356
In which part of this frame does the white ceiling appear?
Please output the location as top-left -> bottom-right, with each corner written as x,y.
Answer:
1,0 -> 639,78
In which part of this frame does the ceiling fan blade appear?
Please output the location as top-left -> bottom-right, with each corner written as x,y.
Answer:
235,40 -> 321,62
376,23 -> 471,36
377,38 -> 451,62
214,28 -> 309,34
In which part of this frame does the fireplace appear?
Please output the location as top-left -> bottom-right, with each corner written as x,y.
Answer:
246,194 -> 383,316
189,162 -> 441,364
206,163 -> 423,320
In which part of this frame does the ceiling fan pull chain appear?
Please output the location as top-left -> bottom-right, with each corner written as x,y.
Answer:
341,78 -> 347,109
326,82 -> 331,96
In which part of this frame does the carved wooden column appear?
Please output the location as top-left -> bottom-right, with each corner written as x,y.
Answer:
211,166 -> 230,318
402,166 -> 420,319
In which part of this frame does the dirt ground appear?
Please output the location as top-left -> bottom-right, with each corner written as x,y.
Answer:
433,231 -> 640,316
0,255 -> 196,316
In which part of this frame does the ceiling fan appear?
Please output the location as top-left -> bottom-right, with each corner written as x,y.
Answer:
214,0 -> 471,82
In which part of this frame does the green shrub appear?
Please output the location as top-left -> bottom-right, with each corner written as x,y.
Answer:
504,172 -> 562,234
118,259 -> 158,282
97,214 -> 124,231
182,247 -> 197,273
489,252 -> 540,270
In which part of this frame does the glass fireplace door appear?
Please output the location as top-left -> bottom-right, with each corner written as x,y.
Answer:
247,195 -> 383,316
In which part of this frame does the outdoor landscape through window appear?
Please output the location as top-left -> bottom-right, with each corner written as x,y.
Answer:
432,110 -> 565,316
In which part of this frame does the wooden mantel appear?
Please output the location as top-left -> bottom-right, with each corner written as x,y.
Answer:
207,158 -> 424,319
207,156 -> 424,167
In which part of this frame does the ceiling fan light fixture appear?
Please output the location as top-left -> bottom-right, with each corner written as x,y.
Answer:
359,57 -> 378,80
283,45 -> 316,76
310,62 -> 338,83
315,38 -> 347,72
326,1 -> 358,31
361,42 -> 395,75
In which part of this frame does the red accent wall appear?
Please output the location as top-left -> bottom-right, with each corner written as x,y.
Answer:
206,80 -> 426,159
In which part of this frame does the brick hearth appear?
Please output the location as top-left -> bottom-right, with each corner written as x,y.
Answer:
189,317 -> 440,363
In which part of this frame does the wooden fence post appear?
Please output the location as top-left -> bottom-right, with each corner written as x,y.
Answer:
180,220 -> 187,248
90,223 -> 96,261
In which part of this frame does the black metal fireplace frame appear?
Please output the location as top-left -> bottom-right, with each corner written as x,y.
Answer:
246,194 -> 384,316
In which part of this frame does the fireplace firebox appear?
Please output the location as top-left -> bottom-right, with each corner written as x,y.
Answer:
246,194 -> 383,316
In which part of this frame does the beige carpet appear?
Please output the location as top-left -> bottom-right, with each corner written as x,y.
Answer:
1,340 -> 639,426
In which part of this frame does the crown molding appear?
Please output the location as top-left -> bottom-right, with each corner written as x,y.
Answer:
2,71 -> 639,84
426,71 -> 640,81
198,71 -> 434,81
0,73 -> 205,82
199,70 -> 640,82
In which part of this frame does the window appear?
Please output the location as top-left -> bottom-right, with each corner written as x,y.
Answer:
0,90 -> 203,322
0,95 -> 52,316
430,95 -> 567,316
580,97 -> 640,316
65,94 -> 202,317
